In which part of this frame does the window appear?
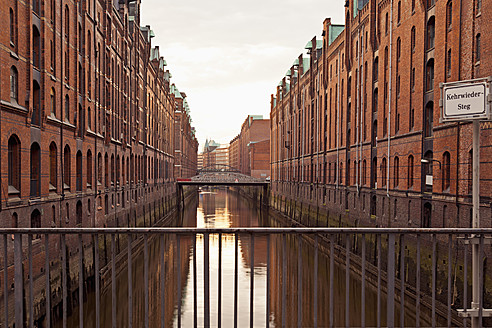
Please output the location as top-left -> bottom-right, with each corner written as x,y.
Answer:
76,151 -> 82,191
76,201 -> 82,225
412,0 -> 415,12
9,8 -> 15,46
477,0 -> 481,13
65,95 -> 70,122
443,152 -> 451,191
394,156 -> 400,187
397,1 -> 401,24
50,40 -> 55,71
408,155 -> 414,188
64,145 -> 71,189
426,59 -> 434,92
385,13 -> 389,36
427,0 -> 435,8
33,26 -> 41,68
111,154 -> 115,185
32,81 -> 41,126
64,5 -> 69,38
88,107 -> 92,130
105,153 -> 109,186
97,153 -> 102,184
426,17 -> 435,50
424,102 -> 434,137
476,34 -> 481,62
8,135 -> 21,194
363,160 -> 367,185
30,143 -> 41,197
10,66 -> 18,102
50,88 -> 56,117
447,1 -> 453,30
49,142 -> 57,191
116,155 -> 120,185
445,49 -> 451,79
381,158 -> 387,187
373,57 -> 379,82
31,210 -> 42,239
411,27 -> 416,53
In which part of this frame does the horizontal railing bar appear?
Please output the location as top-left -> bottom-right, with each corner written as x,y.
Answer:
1,227 -> 492,234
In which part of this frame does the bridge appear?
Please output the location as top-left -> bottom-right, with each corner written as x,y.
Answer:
176,164 -> 269,208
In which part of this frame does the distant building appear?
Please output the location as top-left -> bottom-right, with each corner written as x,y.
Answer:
229,115 -> 270,179
201,139 -> 228,168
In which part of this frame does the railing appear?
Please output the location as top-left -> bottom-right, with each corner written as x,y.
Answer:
1,228 -> 491,328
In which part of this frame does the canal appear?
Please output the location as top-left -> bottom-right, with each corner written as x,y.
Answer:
60,187 -> 412,327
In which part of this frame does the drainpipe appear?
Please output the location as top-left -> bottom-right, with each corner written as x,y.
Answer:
360,27 -> 365,192
336,50 -> 341,189
356,28 -> 361,191
387,0 -> 394,197
60,0 -> 65,227
302,92 -> 305,184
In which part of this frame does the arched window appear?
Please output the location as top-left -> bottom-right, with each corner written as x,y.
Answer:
76,201 -> 82,225
64,145 -> 71,190
30,143 -> 41,197
423,203 -> 432,228
111,154 -> 115,185
76,151 -> 82,191
33,26 -> 41,68
32,80 -> 41,126
64,5 -> 69,38
373,57 -> 378,82
50,88 -> 56,117
443,152 -> 451,191
49,142 -> 57,191
385,12 -> 389,35
10,66 -> 18,102
446,1 -> 453,30
426,59 -> 434,92
97,153 -> 102,185
10,8 -> 15,46
104,153 -> 109,186
87,150 -> 93,189
8,135 -> 21,194
381,158 -> 387,187
78,104 -> 84,137
394,156 -> 400,187
476,34 -> 481,62
116,155 -> 121,185
426,17 -> 435,50
362,160 -> 367,185
65,95 -> 70,122
31,209 -> 41,239
424,102 -> 434,137
408,155 -> 414,188
397,1 -> 401,23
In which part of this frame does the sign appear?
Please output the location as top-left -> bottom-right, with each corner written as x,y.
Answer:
441,81 -> 490,122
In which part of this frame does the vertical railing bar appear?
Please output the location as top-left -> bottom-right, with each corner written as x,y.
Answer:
3,235 -> 8,328
447,234 -> 452,328
387,234 -> 396,328
94,234 -> 100,328
314,234 -> 319,328
377,234 -> 381,328
45,234 -> 51,328
282,233 -> 286,328
361,234 -> 366,328
400,235 -> 405,328
432,234 -> 436,328
177,235 -> 182,328
345,235 -> 350,328
61,234 -> 67,328
111,234 -> 117,328
416,234 -> 421,328
29,234 -> 34,328
193,234 -> 197,328
250,233 -> 255,328
79,234 -> 84,328
204,232 -> 210,328
479,235 -> 484,327
266,234 -> 271,328
297,235 -> 302,328
160,234 -> 165,328
464,237 -> 468,328
144,235 -> 149,328
234,233 -> 238,328
218,233 -> 222,328
329,234 -> 334,328
128,234 -> 133,328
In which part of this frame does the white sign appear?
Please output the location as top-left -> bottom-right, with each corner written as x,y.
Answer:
442,82 -> 490,121
426,175 -> 433,186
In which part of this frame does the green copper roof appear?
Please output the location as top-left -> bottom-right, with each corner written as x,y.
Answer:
292,58 -> 299,66
285,70 -> 292,77
329,25 -> 345,45
316,40 -> 323,50
305,40 -> 314,50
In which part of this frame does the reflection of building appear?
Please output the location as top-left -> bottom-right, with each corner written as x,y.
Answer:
228,115 -> 270,179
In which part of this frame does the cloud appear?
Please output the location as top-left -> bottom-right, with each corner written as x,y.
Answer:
140,0 -> 344,148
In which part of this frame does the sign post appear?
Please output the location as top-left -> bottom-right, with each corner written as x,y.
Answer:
441,77 -> 491,327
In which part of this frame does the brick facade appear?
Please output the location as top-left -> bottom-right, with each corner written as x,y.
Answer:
270,0 -> 491,228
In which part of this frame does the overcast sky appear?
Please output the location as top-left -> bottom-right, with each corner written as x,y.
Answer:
141,0 -> 344,151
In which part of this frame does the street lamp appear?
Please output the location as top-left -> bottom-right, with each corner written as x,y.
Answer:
420,158 -> 441,169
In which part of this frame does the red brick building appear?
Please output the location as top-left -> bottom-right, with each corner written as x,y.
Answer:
229,115 -> 270,179
271,0 -> 490,228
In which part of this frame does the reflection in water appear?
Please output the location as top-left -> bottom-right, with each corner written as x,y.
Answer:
60,188 -> 416,327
